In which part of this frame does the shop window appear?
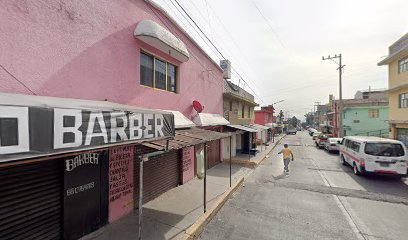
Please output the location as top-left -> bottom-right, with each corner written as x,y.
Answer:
399,57 -> 408,73
399,93 -> 408,108
368,109 -> 379,118
140,52 -> 177,93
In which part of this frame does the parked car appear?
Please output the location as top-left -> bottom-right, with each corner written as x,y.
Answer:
287,129 -> 297,135
338,136 -> 408,177
324,138 -> 342,152
315,134 -> 333,148
312,131 -> 321,140
308,128 -> 317,136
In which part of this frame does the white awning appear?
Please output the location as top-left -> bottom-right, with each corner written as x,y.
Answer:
227,125 -> 258,133
249,124 -> 269,131
265,123 -> 278,128
168,111 -> 195,129
134,20 -> 189,62
193,113 -> 230,126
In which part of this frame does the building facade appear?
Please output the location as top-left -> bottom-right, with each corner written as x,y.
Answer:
330,97 -> 389,137
222,80 -> 258,159
254,105 -> 275,126
0,0 -> 230,239
378,33 -> 408,145
342,106 -> 389,137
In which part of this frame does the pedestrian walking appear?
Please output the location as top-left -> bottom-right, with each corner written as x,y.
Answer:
278,144 -> 294,174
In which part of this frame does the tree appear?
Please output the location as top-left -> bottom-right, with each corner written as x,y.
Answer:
278,110 -> 284,123
289,116 -> 298,129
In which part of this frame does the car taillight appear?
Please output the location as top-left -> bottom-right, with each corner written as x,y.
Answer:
360,159 -> 365,167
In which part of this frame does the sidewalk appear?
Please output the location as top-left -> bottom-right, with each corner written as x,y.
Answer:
224,134 -> 286,167
82,136 -> 284,240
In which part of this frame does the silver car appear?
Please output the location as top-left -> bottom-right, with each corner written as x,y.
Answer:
324,138 -> 342,152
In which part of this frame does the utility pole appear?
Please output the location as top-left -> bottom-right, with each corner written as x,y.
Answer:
322,54 -> 345,137
314,102 -> 321,130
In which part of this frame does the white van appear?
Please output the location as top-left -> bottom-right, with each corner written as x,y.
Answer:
338,136 -> 408,177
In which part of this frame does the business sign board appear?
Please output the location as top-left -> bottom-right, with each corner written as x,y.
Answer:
181,146 -> 195,184
0,106 -> 175,161
108,146 -> 134,222
220,59 -> 231,79
63,150 -> 109,240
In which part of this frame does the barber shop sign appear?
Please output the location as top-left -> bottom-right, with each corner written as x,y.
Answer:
0,106 -> 175,158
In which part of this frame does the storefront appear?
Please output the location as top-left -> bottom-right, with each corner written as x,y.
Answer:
0,94 -> 175,240
193,113 -> 230,169
224,125 -> 257,156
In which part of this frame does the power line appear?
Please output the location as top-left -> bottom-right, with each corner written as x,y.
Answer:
0,64 -> 36,95
171,0 -> 266,104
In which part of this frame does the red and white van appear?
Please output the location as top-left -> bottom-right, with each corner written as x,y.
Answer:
338,136 -> 408,177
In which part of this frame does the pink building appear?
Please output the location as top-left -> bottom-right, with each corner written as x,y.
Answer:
0,1 -> 229,239
0,0 -> 223,118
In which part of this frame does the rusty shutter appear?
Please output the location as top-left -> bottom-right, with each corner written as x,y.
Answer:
0,160 -> 63,240
134,150 -> 180,207
207,140 -> 220,169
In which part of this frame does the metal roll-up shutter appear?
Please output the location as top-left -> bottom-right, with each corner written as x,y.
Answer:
0,160 -> 63,240
207,140 -> 221,169
134,150 -> 180,207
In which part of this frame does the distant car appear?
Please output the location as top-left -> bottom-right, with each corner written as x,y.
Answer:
312,132 -> 321,140
308,128 -> 317,136
315,134 -> 334,148
324,138 -> 342,152
287,129 -> 297,135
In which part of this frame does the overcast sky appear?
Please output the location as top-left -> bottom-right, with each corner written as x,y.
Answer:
153,0 -> 408,120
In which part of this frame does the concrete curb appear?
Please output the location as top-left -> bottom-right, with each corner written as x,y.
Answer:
180,177 -> 245,240
222,135 -> 287,168
179,135 -> 286,240
222,159 -> 257,168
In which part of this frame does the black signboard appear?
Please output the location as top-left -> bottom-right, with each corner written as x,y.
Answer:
0,105 -> 175,160
63,150 -> 109,240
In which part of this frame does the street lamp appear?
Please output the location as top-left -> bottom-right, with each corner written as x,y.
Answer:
271,100 -> 284,142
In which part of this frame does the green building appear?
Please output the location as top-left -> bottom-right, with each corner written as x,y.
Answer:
342,106 -> 389,137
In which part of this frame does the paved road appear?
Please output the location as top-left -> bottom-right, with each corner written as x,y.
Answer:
199,131 -> 408,240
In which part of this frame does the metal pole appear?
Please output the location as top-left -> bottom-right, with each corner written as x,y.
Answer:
203,143 -> 207,213
138,156 -> 144,240
273,128 -> 275,143
229,136 -> 232,188
248,133 -> 251,160
339,54 -> 343,138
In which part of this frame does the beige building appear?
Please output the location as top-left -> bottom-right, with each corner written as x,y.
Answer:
222,80 -> 258,159
378,33 -> 408,145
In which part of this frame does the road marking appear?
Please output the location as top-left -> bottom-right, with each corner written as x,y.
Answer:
308,157 -> 367,240
333,196 -> 366,240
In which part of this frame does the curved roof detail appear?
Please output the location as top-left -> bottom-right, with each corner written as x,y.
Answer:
134,20 -> 189,62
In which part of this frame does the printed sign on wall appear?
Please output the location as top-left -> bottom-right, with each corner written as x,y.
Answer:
182,146 -> 195,184
109,146 -> 134,223
63,150 -> 108,240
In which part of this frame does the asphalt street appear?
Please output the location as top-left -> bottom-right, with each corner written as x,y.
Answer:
199,131 -> 408,240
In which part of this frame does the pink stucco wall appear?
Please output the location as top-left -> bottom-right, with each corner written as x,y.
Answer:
0,0 -> 224,118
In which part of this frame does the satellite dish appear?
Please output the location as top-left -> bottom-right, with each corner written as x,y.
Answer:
193,100 -> 204,113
